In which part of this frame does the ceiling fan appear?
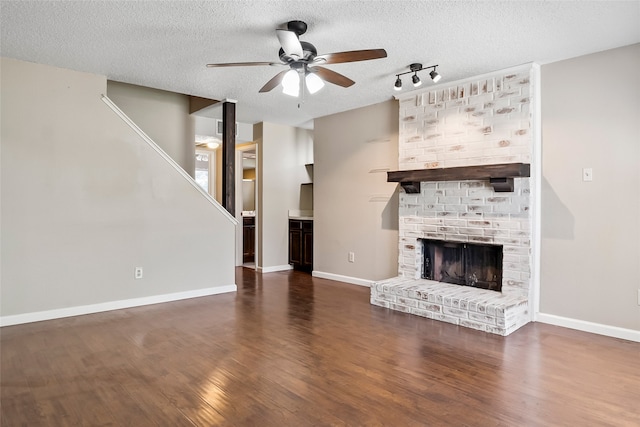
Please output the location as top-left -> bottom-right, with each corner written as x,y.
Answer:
206,20 -> 387,97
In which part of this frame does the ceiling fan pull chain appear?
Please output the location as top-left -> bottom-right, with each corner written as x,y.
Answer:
298,70 -> 305,108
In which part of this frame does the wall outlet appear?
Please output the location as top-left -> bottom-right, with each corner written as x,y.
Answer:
134,267 -> 143,279
582,168 -> 593,182
348,252 -> 355,263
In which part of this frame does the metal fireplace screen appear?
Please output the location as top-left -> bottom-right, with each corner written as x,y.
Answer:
422,239 -> 503,291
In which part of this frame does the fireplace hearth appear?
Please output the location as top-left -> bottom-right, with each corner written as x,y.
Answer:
422,239 -> 503,291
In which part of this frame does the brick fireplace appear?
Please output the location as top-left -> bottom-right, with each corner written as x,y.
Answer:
371,64 -> 539,336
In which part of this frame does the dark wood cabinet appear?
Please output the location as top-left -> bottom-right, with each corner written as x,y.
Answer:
289,219 -> 313,271
243,216 -> 255,263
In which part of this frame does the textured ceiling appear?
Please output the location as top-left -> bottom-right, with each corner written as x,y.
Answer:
1,1 -> 639,128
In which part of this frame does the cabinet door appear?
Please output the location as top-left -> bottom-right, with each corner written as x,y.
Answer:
243,226 -> 255,261
243,217 -> 255,262
302,228 -> 313,269
289,220 -> 303,265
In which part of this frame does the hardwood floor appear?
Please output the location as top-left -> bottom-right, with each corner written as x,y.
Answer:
2,267 -> 639,426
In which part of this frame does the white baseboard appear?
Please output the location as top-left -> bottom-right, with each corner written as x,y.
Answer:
257,265 -> 293,273
0,284 -> 237,327
537,313 -> 640,343
312,271 -> 374,287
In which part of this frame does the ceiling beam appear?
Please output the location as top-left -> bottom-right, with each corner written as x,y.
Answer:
188,96 -> 220,115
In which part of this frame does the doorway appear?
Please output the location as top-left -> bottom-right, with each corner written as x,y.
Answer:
237,145 -> 257,268
194,148 -> 216,197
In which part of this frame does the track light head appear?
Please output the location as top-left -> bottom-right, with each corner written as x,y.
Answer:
412,73 -> 422,87
394,76 -> 402,91
430,69 -> 441,83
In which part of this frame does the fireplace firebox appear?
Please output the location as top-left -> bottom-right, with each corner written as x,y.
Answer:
421,239 -> 503,291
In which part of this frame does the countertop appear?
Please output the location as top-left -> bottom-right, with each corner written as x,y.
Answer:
288,209 -> 313,221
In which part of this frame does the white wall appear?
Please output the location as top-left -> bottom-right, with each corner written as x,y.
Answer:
193,110 -> 254,143
540,43 -> 640,331
107,81 -> 195,175
1,58 -> 236,323
313,100 -> 399,283
255,122 -> 313,271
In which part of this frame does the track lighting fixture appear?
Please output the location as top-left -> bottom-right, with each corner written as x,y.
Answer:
393,63 -> 441,91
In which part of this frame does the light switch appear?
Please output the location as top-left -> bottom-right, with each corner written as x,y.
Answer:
582,168 -> 593,182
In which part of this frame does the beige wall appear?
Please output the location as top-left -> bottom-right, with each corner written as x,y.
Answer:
1,58 -> 236,319
540,44 -> 640,331
314,100 -> 399,281
255,123 -> 313,270
107,81 -> 195,175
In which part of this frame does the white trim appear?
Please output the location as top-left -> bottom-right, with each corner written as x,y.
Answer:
257,265 -> 293,273
100,95 -> 237,225
531,63 -> 542,322
537,313 -> 640,343
394,62 -> 535,101
0,285 -> 237,327
312,271 -> 374,287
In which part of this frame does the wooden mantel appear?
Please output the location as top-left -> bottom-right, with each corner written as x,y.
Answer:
387,163 -> 530,193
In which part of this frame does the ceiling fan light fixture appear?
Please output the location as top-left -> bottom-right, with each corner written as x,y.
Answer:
305,71 -> 325,94
282,69 -> 300,97
394,76 -> 402,91
430,69 -> 441,83
207,20 -> 388,97
412,73 -> 422,87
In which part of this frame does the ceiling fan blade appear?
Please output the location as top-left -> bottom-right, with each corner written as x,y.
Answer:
259,70 -> 290,93
315,49 -> 387,65
207,61 -> 281,67
313,66 -> 355,88
276,29 -> 303,58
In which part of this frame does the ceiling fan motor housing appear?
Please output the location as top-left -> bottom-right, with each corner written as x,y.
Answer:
286,20 -> 307,36
279,41 -> 317,63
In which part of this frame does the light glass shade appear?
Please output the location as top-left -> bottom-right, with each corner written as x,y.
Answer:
412,74 -> 422,87
195,135 -> 221,150
305,72 -> 325,94
282,69 -> 300,97
430,70 -> 441,83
